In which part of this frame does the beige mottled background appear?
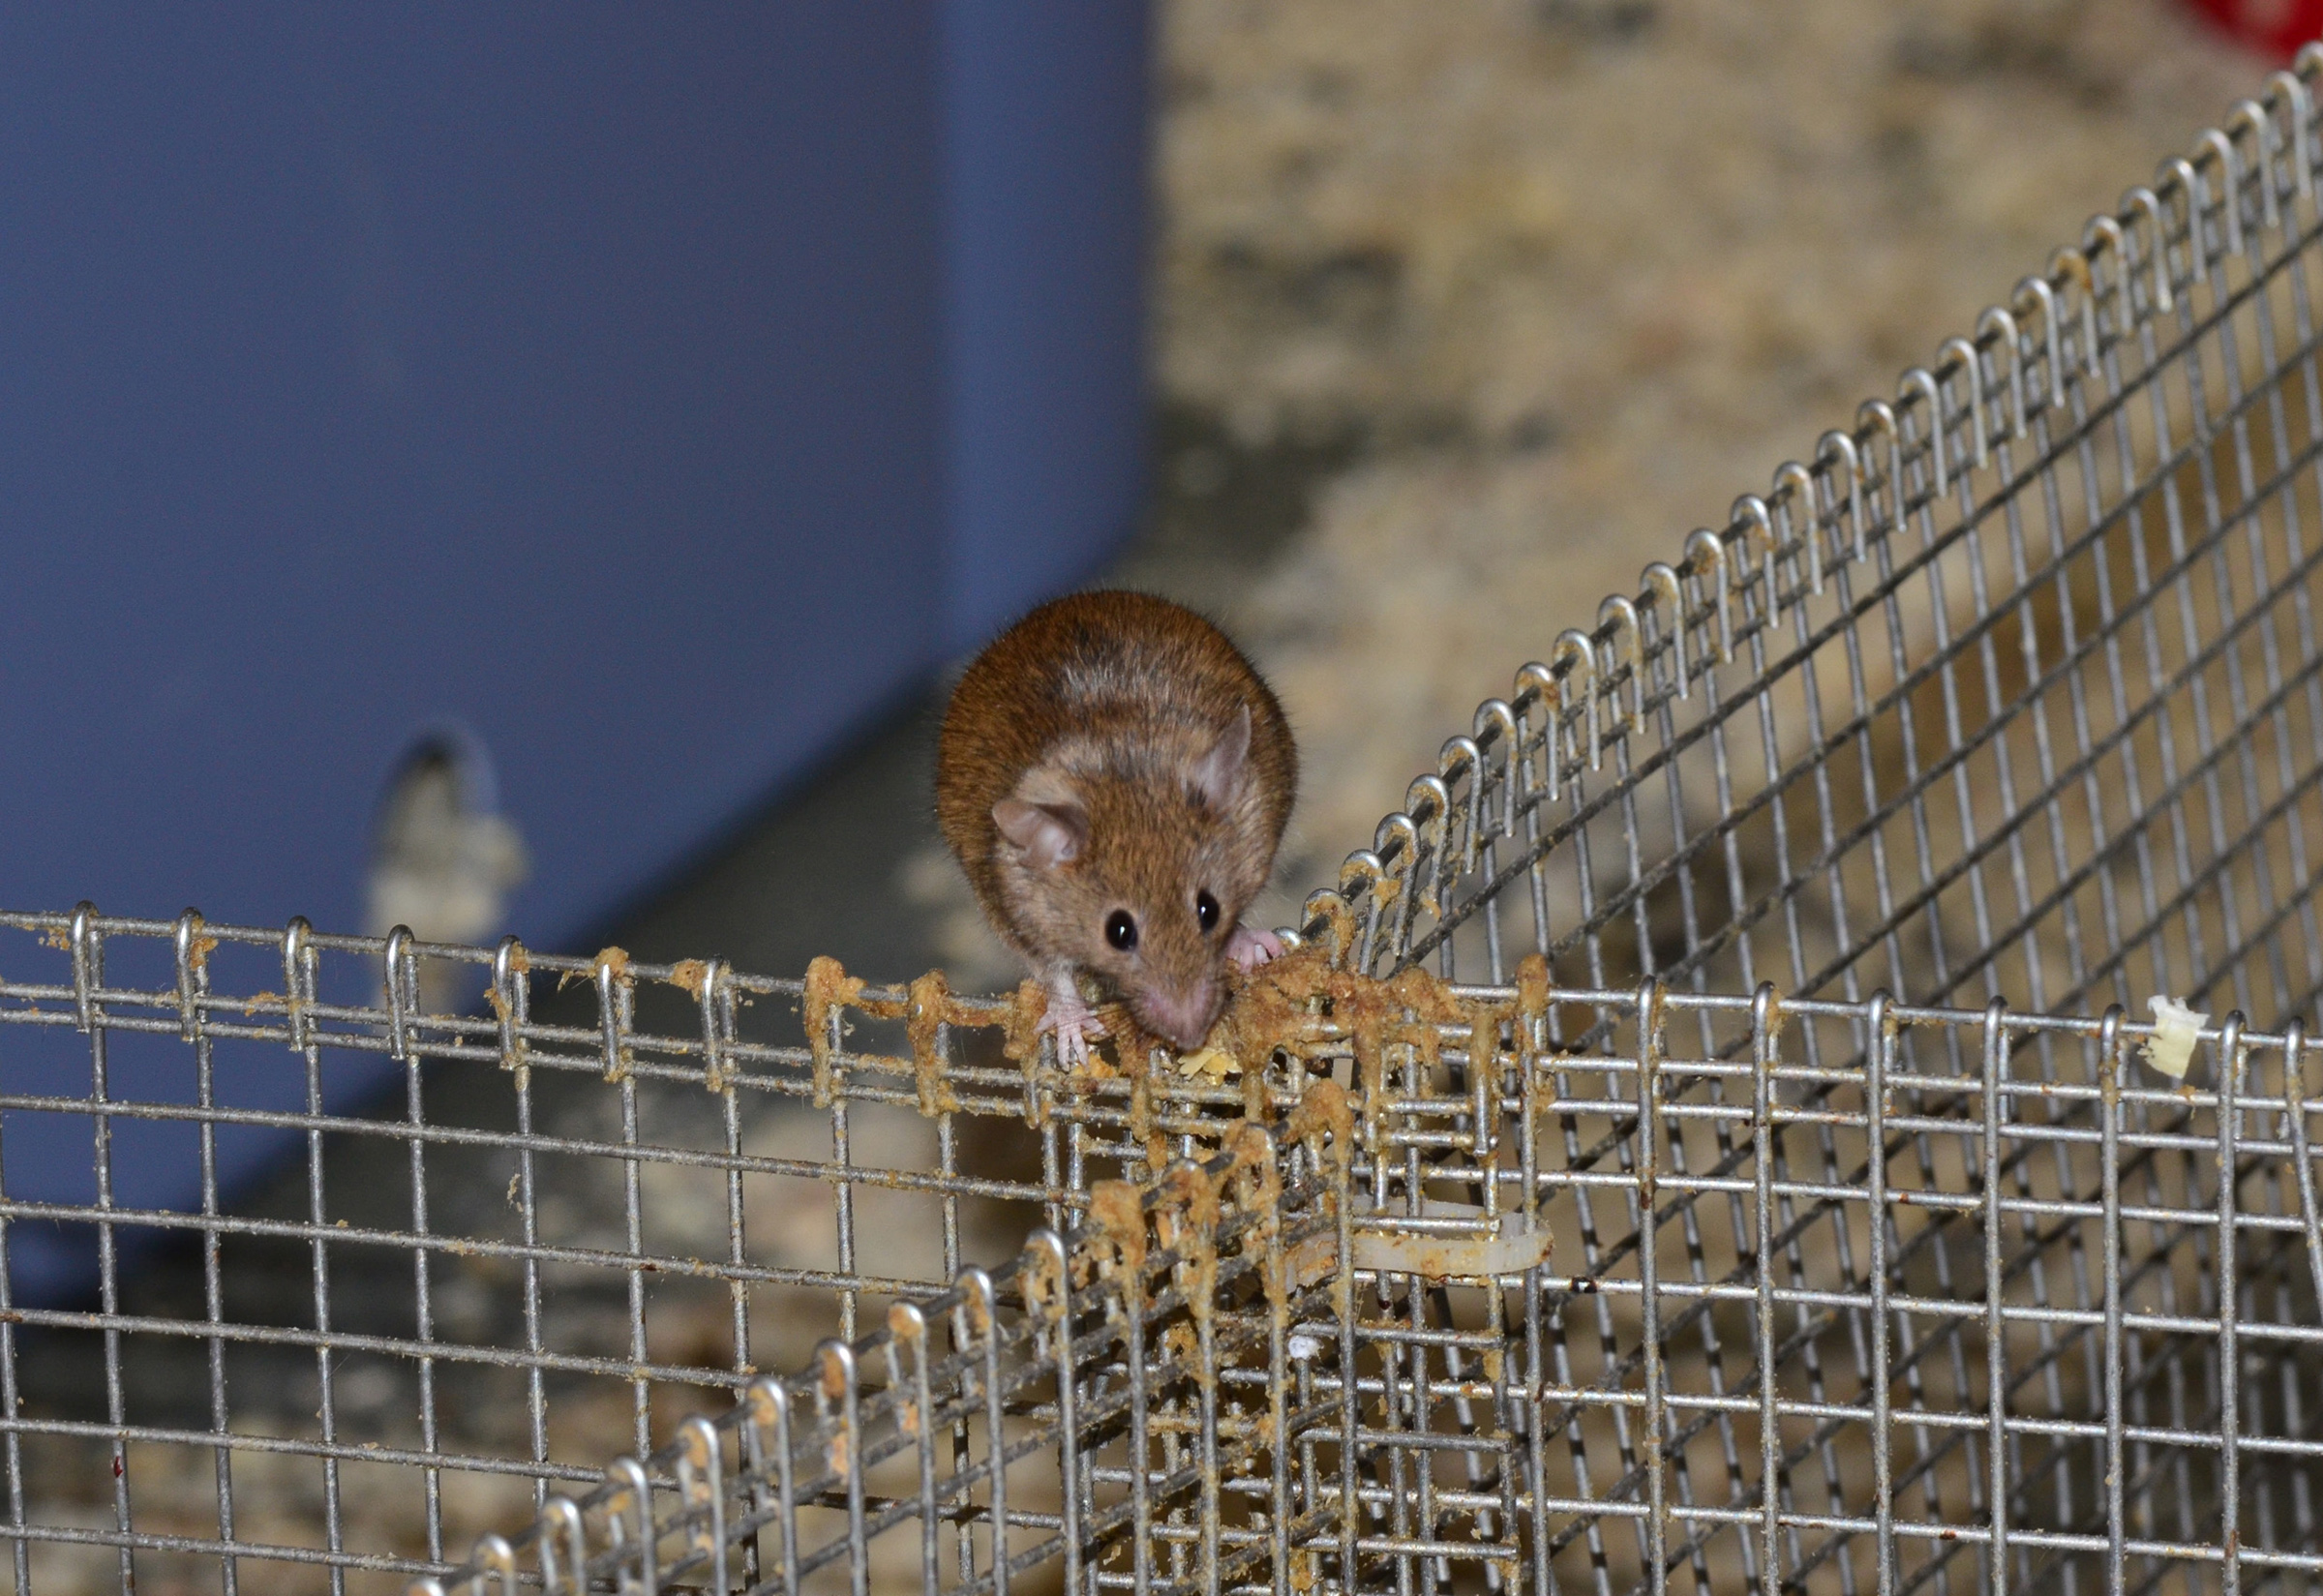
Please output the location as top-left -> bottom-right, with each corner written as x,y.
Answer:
902,0 -> 2264,988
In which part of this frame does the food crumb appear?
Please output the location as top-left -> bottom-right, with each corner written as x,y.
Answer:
1177,1045 -> 1241,1081
2142,995 -> 2207,1080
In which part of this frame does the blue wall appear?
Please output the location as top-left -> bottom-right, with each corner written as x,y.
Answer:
0,3 -> 1148,1304
0,3 -> 1147,952
943,3 -> 1149,650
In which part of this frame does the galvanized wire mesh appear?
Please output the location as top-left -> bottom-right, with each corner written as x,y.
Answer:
415,989 -> 2323,1596
1341,55 -> 2323,1048
16,44 -> 2323,1596
0,911 -> 1332,1596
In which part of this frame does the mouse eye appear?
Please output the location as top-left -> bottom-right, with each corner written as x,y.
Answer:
1104,910 -> 1139,952
1196,891 -> 1221,933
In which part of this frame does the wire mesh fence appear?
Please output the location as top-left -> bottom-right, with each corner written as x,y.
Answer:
424,988 -> 2323,1596
15,41 -> 2323,1596
1343,53 -> 2323,1041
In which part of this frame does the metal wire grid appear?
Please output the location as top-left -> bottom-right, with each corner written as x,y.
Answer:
0,911 -> 1343,1596
1325,52 -> 2323,1047
424,982 -> 2323,1596
15,44 -> 2323,1596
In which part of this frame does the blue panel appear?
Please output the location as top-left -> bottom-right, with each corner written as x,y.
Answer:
0,5 -> 947,951
0,6 -> 951,1303
940,0 -> 1150,651
0,7 -> 1146,1305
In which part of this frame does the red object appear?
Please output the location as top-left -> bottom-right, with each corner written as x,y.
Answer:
2183,0 -> 2323,60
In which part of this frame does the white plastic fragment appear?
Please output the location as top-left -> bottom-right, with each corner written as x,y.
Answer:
1286,1332 -> 1324,1363
1348,1197 -> 1555,1278
2143,995 -> 2208,1080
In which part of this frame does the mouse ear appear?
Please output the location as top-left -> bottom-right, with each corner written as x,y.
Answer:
993,798 -> 1087,869
1191,705 -> 1252,811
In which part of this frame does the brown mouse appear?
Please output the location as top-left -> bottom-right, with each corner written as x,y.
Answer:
936,589 -> 1297,1064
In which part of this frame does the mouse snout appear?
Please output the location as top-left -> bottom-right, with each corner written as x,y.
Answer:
1131,979 -> 1222,1052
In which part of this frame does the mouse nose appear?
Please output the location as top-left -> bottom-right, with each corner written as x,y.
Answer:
1133,981 -> 1222,1052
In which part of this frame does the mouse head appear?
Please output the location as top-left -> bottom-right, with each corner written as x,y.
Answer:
991,708 -> 1272,1050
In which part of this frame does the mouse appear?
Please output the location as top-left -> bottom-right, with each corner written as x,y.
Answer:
936,588 -> 1298,1067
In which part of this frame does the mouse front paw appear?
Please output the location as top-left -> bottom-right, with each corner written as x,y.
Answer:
1050,1016 -> 1101,1071
1038,980 -> 1107,1069
1226,923 -> 1284,969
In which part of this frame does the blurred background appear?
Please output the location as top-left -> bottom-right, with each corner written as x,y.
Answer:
0,1 -> 2293,1124
3,0 -> 2316,1563
0,6 -> 1148,974
779,0 -> 2277,995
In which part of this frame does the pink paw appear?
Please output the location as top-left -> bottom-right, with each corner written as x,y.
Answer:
1226,923 -> 1283,969
1039,984 -> 1106,1070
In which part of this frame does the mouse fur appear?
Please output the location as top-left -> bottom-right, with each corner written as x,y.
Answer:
936,589 -> 1297,1055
